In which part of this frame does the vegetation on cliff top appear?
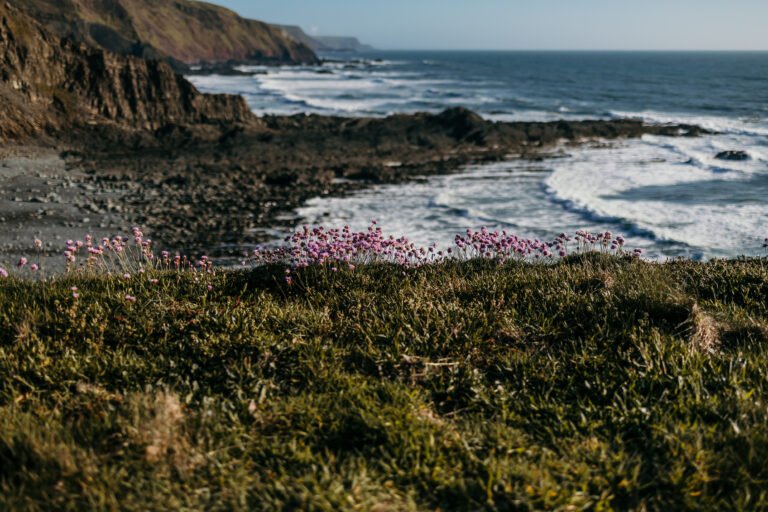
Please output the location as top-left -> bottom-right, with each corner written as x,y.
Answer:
1,252 -> 767,510
16,0 -> 318,65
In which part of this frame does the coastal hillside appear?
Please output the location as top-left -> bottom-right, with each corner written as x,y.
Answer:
313,36 -> 374,52
0,2 -> 253,141
275,25 -> 374,52
16,0 -> 319,66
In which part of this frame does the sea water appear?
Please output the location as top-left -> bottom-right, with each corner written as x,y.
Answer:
189,51 -> 768,259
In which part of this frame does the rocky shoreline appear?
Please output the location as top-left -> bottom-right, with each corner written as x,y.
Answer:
0,0 -> 713,268
0,108 -> 710,267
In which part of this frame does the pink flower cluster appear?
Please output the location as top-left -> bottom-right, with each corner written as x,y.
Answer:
0,227 -> 213,281
2,225 -> 766,283
61,227 -> 212,275
250,222 -> 646,284
439,227 -> 637,262
63,228 -> 156,272
251,221 -> 443,270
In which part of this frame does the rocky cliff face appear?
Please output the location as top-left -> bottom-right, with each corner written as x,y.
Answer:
0,2 -> 254,141
17,0 -> 319,67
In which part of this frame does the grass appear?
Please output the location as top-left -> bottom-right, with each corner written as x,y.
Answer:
1,254 -> 768,510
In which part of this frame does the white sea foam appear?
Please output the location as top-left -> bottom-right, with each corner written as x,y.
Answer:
611,110 -> 768,137
544,137 -> 768,256
295,136 -> 768,259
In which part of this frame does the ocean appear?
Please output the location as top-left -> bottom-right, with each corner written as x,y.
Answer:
188,51 -> 768,259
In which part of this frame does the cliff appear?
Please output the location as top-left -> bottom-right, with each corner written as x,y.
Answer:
17,0 -> 319,66
312,36 -> 374,53
0,1 -> 254,141
274,25 -> 374,53
274,25 -> 319,51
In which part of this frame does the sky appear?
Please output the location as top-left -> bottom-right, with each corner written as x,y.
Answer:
212,0 -> 768,51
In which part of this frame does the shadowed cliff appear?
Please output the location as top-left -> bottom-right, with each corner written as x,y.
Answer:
0,1 -> 255,141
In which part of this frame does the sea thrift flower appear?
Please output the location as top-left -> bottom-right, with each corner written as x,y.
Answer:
71,286 -> 79,299
30,264 -> 39,272
124,295 -> 136,303
34,239 -> 43,249
0,268 -> 8,278
123,273 -> 131,280
17,257 -> 28,268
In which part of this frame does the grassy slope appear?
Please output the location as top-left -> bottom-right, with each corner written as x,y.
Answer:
116,0 -> 313,63
1,256 -> 767,510
18,0 -> 318,64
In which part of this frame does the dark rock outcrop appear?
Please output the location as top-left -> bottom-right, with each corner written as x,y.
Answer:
16,0 -> 319,67
715,150 -> 750,161
0,1 -> 254,140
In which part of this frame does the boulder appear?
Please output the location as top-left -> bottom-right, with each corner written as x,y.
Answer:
715,150 -> 750,161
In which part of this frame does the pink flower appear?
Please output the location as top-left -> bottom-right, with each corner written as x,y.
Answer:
17,257 -> 28,268
0,268 -> 8,278
124,295 -> 136,303
30,264 -> 39,272
34,239 -> 43,249
207,284 -> 213,291
123,273 -> 131,280
71,286 -> 79,299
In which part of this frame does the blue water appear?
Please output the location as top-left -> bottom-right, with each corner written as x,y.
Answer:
189,51 -> 768,259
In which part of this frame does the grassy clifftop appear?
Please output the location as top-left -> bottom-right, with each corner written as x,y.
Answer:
1,256 -> 767,509
16,0 -> 319,65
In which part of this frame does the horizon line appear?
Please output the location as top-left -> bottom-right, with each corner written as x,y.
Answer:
346,48 -> 768,53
